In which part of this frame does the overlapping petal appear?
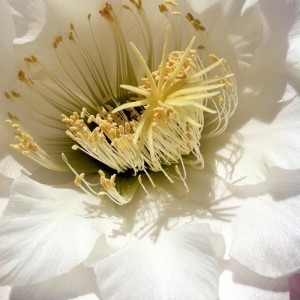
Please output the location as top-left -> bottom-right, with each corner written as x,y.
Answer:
219,259 -> 289,300
0,286 -> 11,300
93,224 -> 218,300
0,175 -> 120,286
0,0 -> 300,298
207,99 -> 300,185
229,194 -> 300,277
0,175 -> 12,217
9,265 -> 99,300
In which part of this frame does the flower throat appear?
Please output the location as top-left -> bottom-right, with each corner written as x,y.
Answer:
6,1 -> 238,204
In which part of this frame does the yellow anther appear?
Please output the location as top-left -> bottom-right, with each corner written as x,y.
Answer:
130,0 -> 142,10
159,4 -> 168,13
18,70 -> 26,82
72,144 -> 79,150
24,55 -> 38,63
74,173 -> 85,186
4,91 -> 11,99
11,91 -> 20,98
165,0 -> 178,6
22,151 -> 31,156
99,3 -> 114,21
186,13 -> 194,22
7,112 -> 14,120
69,32 -> 75,42
209,54 -> 220,62
53,36 -> 63,49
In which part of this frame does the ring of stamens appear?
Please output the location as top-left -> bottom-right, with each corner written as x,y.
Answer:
6,1 -> 238,205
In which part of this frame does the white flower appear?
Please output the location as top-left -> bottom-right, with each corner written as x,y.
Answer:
0,0 -> 300,299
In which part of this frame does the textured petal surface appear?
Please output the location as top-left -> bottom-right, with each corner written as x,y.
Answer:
94,223 -> 218,300
8,0 -> 46,44
287,1 -> 300,74
202,0 -> 300,185
0,286 -> 11,300
9,265 -> 99,300
188,0 -> 263,70
70,295 -> 99,300
207,99 -> 300,185
219,259 -> 289,300
0,175 -> 12,217
248,0 -> 300,102
229,195 -> 300,277
0,175 -> 120,286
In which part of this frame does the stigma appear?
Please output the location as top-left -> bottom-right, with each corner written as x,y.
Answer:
6,1 -> 237,204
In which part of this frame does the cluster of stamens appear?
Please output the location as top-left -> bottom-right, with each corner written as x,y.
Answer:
5,0 -> 238,204
6,114 -> 66,171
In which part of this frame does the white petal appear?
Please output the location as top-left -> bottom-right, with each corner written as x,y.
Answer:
0,175 -> 12,217
245,0 -> 300,102
0,152 -> 28,179
209,99 -> 300,185
9,265 -> 99,300
8,0 -> 46,44
69,295 -> 99,300
288,16 -> 300,68
188,0 -> 263,71
219,259 -> 289,300
93,223 -> 218,300
229,195 -> 300,277
228,167 -> 300,201
0,175 -> 120,286
0,286 -> 11,300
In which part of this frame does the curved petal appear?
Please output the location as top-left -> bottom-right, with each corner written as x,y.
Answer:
0,175 -> 12,217
246,0 -> 300,102
287,3 -> 300,68
187,0 -> 263,72
8,0 -> 46,44
9,265 -> 99,300
0,175 -> 120,286
93,223 -> 218,300
229,195 -> 300,277
0,286 -> 11,300
219,259 -> 289,300
208,99 -> 300,185
70,295 -> 99,300
0,151 -> 32,179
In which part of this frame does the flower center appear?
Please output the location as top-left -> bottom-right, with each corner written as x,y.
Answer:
5,1 -> 238,204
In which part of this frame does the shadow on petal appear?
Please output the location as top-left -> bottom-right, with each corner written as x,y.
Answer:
221,258 -> 289,293
10,265 -> 99,300
228,167 -> 300,201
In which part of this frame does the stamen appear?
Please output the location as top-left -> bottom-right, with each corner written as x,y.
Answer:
7,114 -> 66,171
4,91 -> 21,100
